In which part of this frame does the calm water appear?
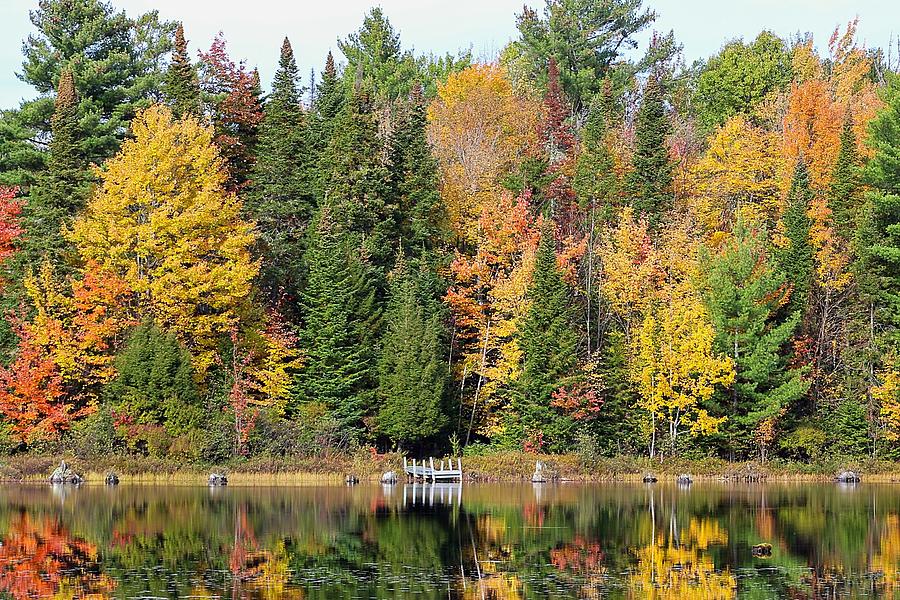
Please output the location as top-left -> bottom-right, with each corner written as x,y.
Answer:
0,482 -> 897,599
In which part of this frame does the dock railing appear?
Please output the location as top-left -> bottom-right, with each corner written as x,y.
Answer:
403,456 -> 463,483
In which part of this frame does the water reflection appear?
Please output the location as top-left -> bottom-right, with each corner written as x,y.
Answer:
0,482 -> 895,598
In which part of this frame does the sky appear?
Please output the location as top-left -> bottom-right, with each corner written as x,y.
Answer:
0,0 -> 897,108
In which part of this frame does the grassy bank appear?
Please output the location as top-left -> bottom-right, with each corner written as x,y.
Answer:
3,452 -> 900,485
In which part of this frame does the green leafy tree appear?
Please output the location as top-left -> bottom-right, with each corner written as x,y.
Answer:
376,255 -> 447,449
164,23 -> 201,118
627,76 -> 672,228
779,161 -> 816,318
692,31 -> 792,130
105,321 -> 202,435
247,37 -> 313,303
513,227 -> 579,450
701,221 -> 809,459
295,207 -> 380,434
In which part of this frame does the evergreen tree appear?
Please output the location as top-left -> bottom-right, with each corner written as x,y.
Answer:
105,320 -> 201,435
248,37 -> 313,304
376,254 -> 447,449
514,227 -> 578,450
323,89 -> 396,273
295,207 -> 380,435
627,76 -> 672,228
164,23 -> 201,118
779,161 -> 815,318
21,70 -> 89,271
574,97 -> 618,222
388,85 -> 445,262
309,52 -> 345,200
338,8 -> 418,100
3,0 -> 175,170
829,119 -> 861,240
701,220 -> 809,459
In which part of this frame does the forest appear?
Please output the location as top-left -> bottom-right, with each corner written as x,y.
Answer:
0,0 -> 898,466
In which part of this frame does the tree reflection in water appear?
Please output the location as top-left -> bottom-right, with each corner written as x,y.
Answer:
0,483 -> 893,598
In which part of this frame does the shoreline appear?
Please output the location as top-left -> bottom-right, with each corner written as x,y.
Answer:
3,451 -> 900,485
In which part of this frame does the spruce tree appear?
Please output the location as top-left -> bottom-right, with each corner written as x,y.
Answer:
388,85 -> 445,261
829,119 -> 861,240
323,88 -> 396,273
514,227 -> 578,450
21,69 -> 89,270
574,98 -> 618,222
294,206 -> 380,435
376,254 -> 447,449
309,52 -> 345,201
105,320 -> 201,434
779,160 -> 815,318
627,76 -> 672,228
164,24 -> 201,118
248,37 -> 313,303
701,221 -> 809,459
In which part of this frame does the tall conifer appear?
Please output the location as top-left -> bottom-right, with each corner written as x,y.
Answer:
627,76 -> 672,228
514,227 -> 578,449
376,254 -> 447,449
164,24 -> 201,118
248,37 -> 312,303
295,206 -> 379,434
779,161 -> 815,318
22,69 -> 89,270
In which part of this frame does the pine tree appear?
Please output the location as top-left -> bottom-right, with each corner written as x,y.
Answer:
164,24 -> 201,118
376,254 -> 447,449
514,227 -> 578,450
779,161 -> 816,318
294,206 -> 380,435
627,76 -> 672,228
21,69 -> 89,270
248,37 -> 313,303
701,221 -> 809,459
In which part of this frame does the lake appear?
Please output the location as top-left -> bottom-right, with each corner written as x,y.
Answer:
0,481 -> 896,598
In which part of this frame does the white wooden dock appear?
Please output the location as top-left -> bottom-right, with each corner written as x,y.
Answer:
403,457 -> 463,482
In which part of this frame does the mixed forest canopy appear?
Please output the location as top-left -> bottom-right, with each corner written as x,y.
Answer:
0,0 -> 898,463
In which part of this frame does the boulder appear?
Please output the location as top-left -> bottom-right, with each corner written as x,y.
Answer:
208,473 -> 228,486
381,470 -> 397,484
345,474 -> 359,485
49,461 -> 83,485
104,471 -> 119,486
677,474 -> 693,485
531,461 -> 546,483
751,543 -> 772,557
835,470 -> 860,483
642,473 -> 658,483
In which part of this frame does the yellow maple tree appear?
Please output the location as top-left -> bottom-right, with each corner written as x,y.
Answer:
68,105 -> 258,377
689,115 -> 783,234
427,64 -> 540,243
632,280 -> 734,457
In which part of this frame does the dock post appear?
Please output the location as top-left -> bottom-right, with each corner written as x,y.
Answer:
430,457 -> 436,483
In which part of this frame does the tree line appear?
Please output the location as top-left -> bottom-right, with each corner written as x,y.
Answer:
0,0 -> 898,463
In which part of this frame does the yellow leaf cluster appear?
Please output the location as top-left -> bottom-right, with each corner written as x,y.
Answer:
632,281 -> 734,438
874,369 -> 900,442
68,105 -> 259,377
689,115 -> 783,234
428,64 -> 540,243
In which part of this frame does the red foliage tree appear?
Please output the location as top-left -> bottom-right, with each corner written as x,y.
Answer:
200,34 -> 264,191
